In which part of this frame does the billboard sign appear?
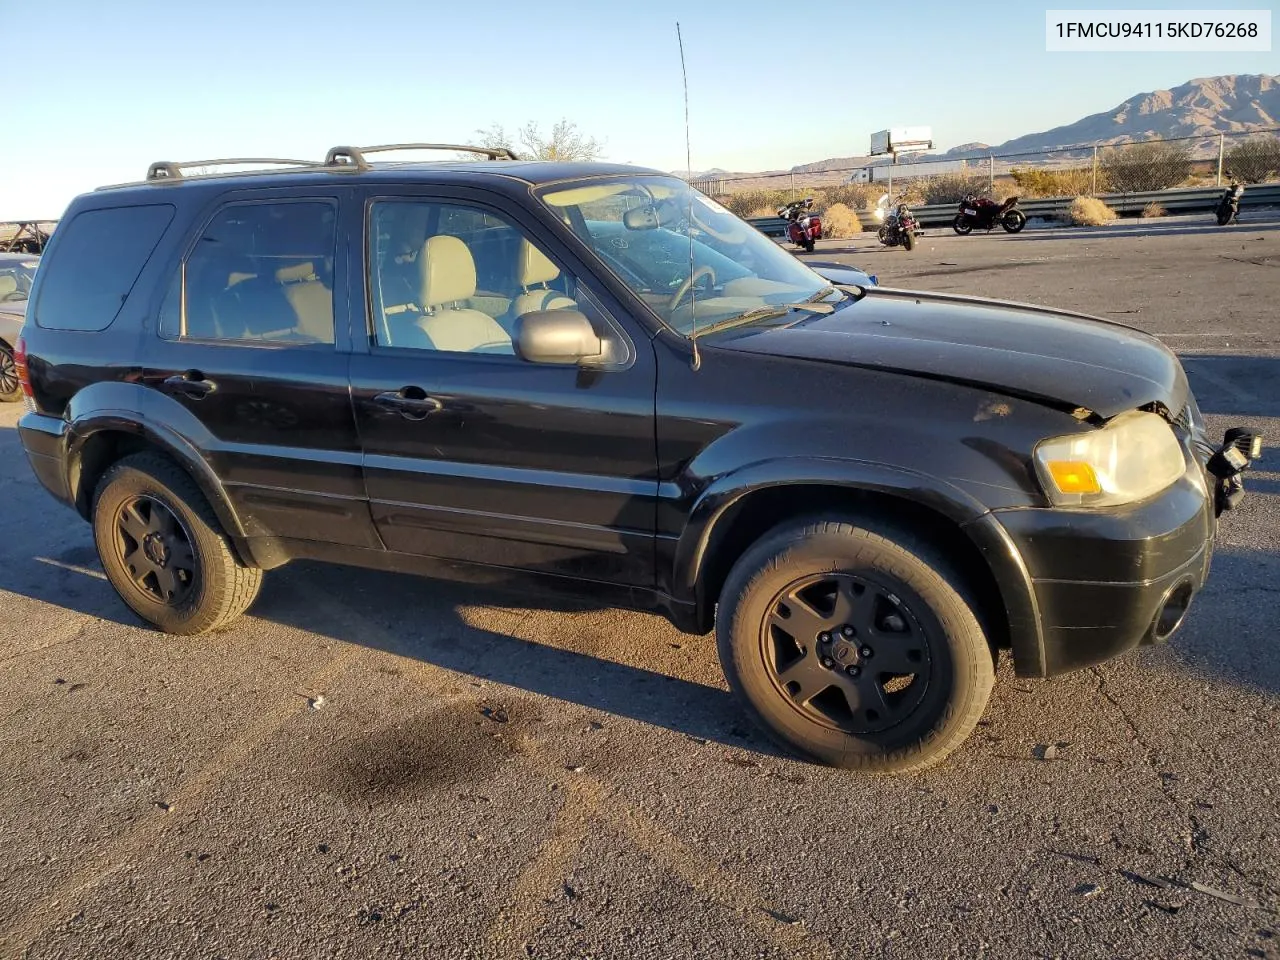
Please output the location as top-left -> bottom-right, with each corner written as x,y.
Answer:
870,127 -> 934,156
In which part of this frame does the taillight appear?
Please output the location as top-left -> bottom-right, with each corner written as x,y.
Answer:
13,335 -> 33,408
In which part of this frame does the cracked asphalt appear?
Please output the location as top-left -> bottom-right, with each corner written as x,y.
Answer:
1,214 -> 1278,959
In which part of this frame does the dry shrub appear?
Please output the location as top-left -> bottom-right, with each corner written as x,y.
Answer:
820,203 -> 861,239
1225,134 -> 1280,184
1141,201 -> 1167,218
1100,138 -> 1193,193
1069,196 -> 1117,226
822,183 -> 877,212
746,205 -> 777,218
921,174 -> 990,205
1010,166 -> 1094,198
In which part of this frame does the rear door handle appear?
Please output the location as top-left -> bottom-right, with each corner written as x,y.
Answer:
162,372 -> 217,399
373,388 -> 443,420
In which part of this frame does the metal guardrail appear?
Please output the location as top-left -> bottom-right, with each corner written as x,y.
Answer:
746,183 -> 1280,235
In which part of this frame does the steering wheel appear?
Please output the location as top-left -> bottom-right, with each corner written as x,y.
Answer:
667,265 -> 717,313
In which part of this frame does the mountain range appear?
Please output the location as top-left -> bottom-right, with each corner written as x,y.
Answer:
686,74 -> 1278,185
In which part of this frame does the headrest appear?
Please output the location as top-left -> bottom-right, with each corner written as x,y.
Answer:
275,262 -> 318,284
421,235 -> 477,307
0,276 -> 16,298
517,240 -> 560,288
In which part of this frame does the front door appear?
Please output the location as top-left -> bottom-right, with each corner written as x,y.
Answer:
141,191 -> 377,549
347,189 -> 657,586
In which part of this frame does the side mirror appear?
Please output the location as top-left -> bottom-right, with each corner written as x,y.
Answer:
515,309 -> 603,365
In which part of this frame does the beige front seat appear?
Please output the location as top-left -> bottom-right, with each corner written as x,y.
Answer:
417,236 -> 513,354
275,262 -> 333,341
509,240 -> 576,319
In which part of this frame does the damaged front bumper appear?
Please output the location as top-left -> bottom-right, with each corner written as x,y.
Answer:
992,423 -> 1261,678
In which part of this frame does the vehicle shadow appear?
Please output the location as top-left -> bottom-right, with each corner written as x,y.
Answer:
1170,543 -> 1280,697
1180,354 -> 1280,418
251,560 -> 783,754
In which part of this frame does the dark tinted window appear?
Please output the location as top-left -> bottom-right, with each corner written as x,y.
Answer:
161,200 -> 336,344
34,204 -> 174,331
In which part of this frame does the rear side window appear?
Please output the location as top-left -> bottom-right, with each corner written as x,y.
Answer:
159,200 -> 337,345
34,204 -> 174,331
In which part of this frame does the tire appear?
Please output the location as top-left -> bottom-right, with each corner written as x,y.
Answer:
1216,208 -> 1231,226
902,230 -> 915,251
952,215 -> 972,236
0,343 -> 20,402
1001,210 -> 1026,233
803,237 -> 815,253
877,226 -> 890,245
716,517 -> 995,773
93,451 -> 263,635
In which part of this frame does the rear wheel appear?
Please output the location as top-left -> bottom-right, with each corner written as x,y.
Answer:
716,517 -> 995,772
0,343 -> 20,402
803,236 -> 815,253
93,452 -> 263,635
902,230 -> 916,251
952,215 -> 972,236
1001,210 -> 1027,233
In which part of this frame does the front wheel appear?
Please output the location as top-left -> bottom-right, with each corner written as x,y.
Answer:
0,343 -> 20,402
952,215 -> 972,236
803,236 -> 815,253
1216,207 -> 1232,226
877,225 -> 891,245
93,452 -> 264,634
902,229 -> 915,251
716,517 -> 996,772
1001,210 -> 1027,233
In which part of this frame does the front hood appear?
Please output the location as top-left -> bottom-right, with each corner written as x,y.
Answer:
720,287 -> 1187,419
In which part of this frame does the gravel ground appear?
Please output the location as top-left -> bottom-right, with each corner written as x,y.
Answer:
1,214 -> 1277,959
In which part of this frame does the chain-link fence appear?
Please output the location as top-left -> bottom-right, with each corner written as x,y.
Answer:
694,128 -> 1280,220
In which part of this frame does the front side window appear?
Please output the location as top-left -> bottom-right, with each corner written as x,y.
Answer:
367,200 -> 583,355
539,176 -> 829,335
161,200 -> 336,344
34,204 -> 174,331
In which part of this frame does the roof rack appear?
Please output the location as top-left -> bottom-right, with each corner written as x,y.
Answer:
324,143 -> 519,170
146,158 -> 323,182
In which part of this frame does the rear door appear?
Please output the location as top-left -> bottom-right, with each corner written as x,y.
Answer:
140,188 -> 378,548
347,186 -> 658,586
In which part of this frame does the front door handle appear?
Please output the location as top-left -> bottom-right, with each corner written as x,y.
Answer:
373,387 -> 443,420
162,372 -> 218,399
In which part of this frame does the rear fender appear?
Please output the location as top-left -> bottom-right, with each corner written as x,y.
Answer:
63,381 -> 247,543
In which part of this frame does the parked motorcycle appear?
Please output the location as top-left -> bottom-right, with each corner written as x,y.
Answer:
875,195 -> 920,251
1215,182 -> 1244,225
953,194 -> 1026,235
777,197 -> 822,252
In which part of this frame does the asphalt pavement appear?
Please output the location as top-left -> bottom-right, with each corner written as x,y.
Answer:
1,215 -> 1277,959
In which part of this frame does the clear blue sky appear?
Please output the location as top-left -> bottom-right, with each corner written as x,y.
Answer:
2,0 -> 1275,218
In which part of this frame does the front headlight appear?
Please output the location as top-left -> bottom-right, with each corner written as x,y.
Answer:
1033,410 -> 1187,507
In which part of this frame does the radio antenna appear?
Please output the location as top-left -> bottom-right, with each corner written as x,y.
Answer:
676,22 -> 700,371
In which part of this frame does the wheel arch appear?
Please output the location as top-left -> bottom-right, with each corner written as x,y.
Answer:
676,460 -> 1043,673
66,415 -> 248,549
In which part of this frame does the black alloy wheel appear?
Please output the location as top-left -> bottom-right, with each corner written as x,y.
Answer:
762,572 -> 931,734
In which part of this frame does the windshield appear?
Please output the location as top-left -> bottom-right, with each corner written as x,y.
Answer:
0,258 -> 38,303
539,176 -> 828,335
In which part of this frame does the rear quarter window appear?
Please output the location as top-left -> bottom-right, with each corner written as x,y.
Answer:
34,204 -> 175,331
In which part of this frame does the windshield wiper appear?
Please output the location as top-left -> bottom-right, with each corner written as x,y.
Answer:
695,299 -> 835,336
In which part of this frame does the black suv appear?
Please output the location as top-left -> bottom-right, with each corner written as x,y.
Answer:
15,144 -> 1260,772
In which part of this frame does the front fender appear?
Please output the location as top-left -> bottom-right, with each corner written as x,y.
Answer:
671,455 -> 1046,677
674,455 -> 991,599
